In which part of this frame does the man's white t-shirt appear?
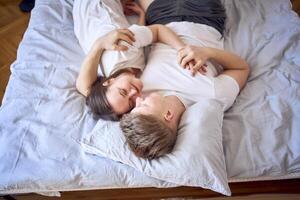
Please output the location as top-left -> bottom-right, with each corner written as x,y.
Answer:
142,22 -> 240,111
73,0 -> 153,77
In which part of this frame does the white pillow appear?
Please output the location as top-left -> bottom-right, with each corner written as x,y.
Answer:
80,99 -> 231,196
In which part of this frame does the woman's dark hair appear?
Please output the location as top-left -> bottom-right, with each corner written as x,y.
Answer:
86,76 -> 120,121
86,68 -> 135,121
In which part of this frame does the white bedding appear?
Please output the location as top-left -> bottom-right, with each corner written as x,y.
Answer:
0,0 -> 300,196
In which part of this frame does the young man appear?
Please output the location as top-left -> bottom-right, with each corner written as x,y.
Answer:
120,0 -> 249,160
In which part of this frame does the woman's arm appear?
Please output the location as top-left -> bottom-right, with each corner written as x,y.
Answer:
148,24 -> 185,50
76,29 -> 135,97
76,41 -> 104,97
124,1 -> 185,50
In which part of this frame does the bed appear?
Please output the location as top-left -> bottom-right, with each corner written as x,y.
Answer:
0,0 -> 300,197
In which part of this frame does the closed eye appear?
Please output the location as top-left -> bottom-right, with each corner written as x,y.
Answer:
118,88 -> 127,97
118,88 -> 132,110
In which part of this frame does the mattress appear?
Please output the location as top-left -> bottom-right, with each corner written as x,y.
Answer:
0,0 -> 299,196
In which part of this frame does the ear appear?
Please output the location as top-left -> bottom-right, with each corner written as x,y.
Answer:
164,110 -> 174,122
102,78 -> 115,86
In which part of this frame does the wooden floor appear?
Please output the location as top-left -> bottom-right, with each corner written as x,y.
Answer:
0,0 -> 29,105
0,0 -> 300,200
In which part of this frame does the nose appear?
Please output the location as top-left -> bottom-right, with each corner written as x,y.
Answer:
129,87 -> 142,102
128,87 -> 138,97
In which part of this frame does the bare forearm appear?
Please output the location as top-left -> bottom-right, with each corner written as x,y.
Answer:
138,14 -> 145,25
207,48 -> 249,89
207,48 -> 249,70
149,24 -> 185,50
76,41 -> 104,96
76,28 -> 135,96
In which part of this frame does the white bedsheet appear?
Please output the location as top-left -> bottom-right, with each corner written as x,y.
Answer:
0,0 -> 299,195
223,0 -> 300,178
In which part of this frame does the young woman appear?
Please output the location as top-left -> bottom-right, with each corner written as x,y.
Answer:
73,0 -> 185,121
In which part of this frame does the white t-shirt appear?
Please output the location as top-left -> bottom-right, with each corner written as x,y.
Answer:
100,25 -> 153,77
142,22 -> 240,111
73,0 -> 153,77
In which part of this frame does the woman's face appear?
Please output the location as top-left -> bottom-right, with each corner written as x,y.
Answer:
105,73 -> 143,115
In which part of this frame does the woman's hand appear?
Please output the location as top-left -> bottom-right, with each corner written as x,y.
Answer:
94,29 -> 136,51
177,45 -> 212,76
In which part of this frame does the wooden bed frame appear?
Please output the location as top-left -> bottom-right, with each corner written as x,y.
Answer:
1,179 -> 299,199
0,1 -> 299,200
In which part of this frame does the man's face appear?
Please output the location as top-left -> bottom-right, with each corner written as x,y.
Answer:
131,93 -> 166,117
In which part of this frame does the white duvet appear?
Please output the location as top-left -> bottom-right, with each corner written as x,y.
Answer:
0,0 -> 299,195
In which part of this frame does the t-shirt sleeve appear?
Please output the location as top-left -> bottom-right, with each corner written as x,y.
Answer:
214,74 -> 240,111
100,25 -> 152,77
128,24 -> 153,48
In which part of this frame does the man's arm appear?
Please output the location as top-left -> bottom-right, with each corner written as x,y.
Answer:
178,46 -> 249,89
76,29 -> 135,97
206,47 -> 249,90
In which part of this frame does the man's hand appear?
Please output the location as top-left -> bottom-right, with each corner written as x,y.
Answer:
125,2 -> 145,16
177,45 -> 212,76
121,0 -> 135,16
124,2 -> 145,25
94,29 -> 136,51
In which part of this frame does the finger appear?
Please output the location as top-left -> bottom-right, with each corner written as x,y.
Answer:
191,68 -> 197,77
197,67 -> 206,75
198,64 -> 209,75
184,63 -> 189,70
177,48 -> 187,65
124,9 -> 135,16
126,5 -> 138,13
126,2 -> 137,6
180,53 -> 194,67
113,44 -> 128,51
177,47 -> 191,66
177,50 -> 183,65
117,33 -> 135,45
126,5 -> 135,9
184,61 -> 194,70
118,29 -> 135,41
193,60 -> 205,71
200,64 -> 208,73
188,62 -> 194,70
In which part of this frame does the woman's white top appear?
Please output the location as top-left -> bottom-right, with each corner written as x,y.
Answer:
73,0 -> 153,77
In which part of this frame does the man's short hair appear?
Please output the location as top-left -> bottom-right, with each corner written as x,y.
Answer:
120,113 -> 177,160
